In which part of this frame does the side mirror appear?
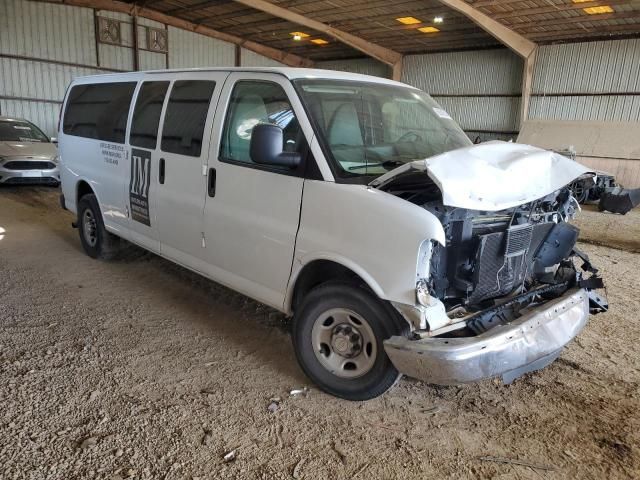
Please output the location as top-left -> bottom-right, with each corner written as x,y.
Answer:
250,124 -> 300,168
50,137 -> 58,144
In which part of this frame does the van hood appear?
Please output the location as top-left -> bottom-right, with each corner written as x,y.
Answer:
369,141 -> 592,211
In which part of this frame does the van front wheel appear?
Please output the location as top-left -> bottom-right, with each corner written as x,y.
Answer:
77,194 -> 120,259
292,283 -> 407,401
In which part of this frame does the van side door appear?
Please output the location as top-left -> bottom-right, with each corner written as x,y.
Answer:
155,72 -> 228,270
126,79 -> 171,252
201,73 -> 315,309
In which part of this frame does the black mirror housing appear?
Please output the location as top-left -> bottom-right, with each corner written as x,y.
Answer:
249,124 -> 301,168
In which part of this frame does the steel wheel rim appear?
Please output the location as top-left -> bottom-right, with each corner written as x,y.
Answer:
82,209 -> 98,247
311,308 -> 377,379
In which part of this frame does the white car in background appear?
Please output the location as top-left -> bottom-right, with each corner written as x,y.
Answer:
0,116 -> 59,186
57,68 -> 608,400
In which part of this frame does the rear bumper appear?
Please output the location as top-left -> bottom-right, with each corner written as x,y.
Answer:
384,288 -> 590,385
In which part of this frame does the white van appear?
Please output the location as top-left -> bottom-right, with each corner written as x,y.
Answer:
58,68 -> 607,400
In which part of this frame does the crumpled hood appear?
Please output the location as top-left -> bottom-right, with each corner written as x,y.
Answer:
370,141 -> 593,211
0,141 -> 57,160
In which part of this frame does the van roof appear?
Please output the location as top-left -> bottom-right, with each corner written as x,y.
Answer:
71,67 -> 413,89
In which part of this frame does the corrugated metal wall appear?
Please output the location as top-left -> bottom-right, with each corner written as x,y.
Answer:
3,0 -> 639,145
530,39 -> 640,122
0,0 -> 103,135
0,0 -> 252,136
168,27 -> 235,68
241,48 -> 285,67
316,58 -> 391,79
402,48 -> 523,140
0,0 -> 96,65
0,57 -> 104,134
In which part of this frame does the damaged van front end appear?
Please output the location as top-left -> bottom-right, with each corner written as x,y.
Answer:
373,141 -> 608,385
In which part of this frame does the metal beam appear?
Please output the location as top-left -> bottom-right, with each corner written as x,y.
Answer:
53,0 -> 313,67
435,0 -> 536,59
230,0 -> 402,68
434,0 -> 538,130
520,49 -> 536,128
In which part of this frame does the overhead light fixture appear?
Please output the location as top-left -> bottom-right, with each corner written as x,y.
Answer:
290,31 -> 310,40
418,26 -> 440,33
311,38 -> 329,45
396,16 -> 422,25
434,16 -> 444,23
583,5 -> 614,14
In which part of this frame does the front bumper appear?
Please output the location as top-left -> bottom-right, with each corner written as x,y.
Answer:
0,165 -> 60,185
384,288 -> 590,385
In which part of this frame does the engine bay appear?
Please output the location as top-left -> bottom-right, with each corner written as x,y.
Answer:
381,172 -> 608,334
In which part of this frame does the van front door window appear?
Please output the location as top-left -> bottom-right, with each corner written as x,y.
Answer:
220,81 -> 303,166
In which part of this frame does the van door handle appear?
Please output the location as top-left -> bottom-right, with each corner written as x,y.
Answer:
208,168 -> 216,197
159,158 -> 165,184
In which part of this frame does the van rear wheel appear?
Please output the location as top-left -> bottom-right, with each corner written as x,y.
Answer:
292,282 -> 407,401
77,194 -> 120,259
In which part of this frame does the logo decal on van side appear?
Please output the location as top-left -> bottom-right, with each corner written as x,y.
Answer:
130,148 -> 151,226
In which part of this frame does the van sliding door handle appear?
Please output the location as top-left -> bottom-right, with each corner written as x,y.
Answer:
208,168 -> 216,197
159,158 -> 165,184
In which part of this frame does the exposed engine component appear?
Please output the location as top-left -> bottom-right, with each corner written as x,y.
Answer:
422,187 -> 588,310
381,174 -> 606,332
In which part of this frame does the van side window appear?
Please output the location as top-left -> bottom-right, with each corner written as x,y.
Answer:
161,80 -> 216,157
63,82 -> 136,143
220,81 -> 302,165
130,81 -> 169,149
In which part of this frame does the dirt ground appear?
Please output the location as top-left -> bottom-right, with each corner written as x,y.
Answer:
0,186 -> 639,480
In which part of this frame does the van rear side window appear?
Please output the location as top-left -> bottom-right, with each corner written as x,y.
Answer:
130,81 -> 169,150
63,82 -> 136,143
161,80 -> 216,157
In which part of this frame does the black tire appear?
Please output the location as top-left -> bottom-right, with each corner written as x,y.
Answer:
292,282 -> 408,401
77,194 -> 120,260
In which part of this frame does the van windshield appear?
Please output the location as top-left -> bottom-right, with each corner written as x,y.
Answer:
294,79 -> 471,180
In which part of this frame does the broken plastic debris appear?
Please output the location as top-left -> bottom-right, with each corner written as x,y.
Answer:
289,387 -> 309,397
223,450 -> 236,462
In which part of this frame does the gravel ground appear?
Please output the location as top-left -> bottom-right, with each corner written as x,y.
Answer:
1,186 -> 639,480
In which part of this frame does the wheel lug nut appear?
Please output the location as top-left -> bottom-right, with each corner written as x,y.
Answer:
350,334 -> 359,342
343,326 -> 352,334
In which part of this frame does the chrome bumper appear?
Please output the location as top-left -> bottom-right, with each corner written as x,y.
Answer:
384,288 -> 590,385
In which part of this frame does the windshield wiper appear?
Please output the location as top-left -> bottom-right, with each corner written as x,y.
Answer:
349,160 -> 405,171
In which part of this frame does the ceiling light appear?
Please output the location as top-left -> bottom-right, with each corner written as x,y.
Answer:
292,35 -> 302,41
583,5 -> 614,14
418,26 -> 440,33
311,38 -> 329,45
434,16 -> 443,23
290,31 -> 310,39
396,16 -> 422,25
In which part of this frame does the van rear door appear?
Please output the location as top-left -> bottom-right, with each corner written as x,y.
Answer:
155,72 -> 228,270
126,79 -> 171,252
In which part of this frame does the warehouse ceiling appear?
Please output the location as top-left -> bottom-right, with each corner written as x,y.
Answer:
124,0 -> 640,61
